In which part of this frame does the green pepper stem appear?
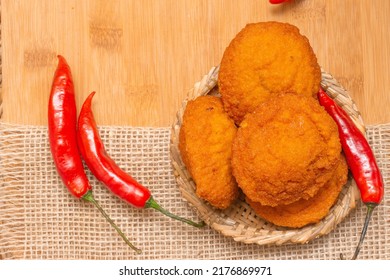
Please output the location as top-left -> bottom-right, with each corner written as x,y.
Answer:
341,203 -> 377,260
350,203 -> 376,260
83,191 -> 142,254
145,196 -> 205,228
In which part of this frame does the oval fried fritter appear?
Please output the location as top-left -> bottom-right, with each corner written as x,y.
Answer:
179,96 -> 239,209
246,154 -> 348,228
231,93 -> 341,207
218,21 -> 321,124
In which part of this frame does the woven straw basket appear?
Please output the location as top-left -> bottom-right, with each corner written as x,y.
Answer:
170,65 -> 363,245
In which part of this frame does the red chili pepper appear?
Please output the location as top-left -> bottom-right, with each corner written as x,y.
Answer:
77,92 -> 205,228
48,55 -> 141,253
269,0 -> 289,4
317,87 -> 384,259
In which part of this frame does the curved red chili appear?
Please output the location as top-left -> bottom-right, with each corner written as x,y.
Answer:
48,56 -> 141,253
77,92 -> 205,228
318,87 -> 384,259
48,55 -> 90,198
269,0 -> 289,4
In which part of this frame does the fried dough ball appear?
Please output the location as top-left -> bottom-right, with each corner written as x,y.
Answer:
179,96 -> 239,209
231,93 -> 341,207
246,154 -> 348,228
218,21 -> 321,124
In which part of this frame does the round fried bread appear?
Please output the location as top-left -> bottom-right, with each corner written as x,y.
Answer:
246,154 -> 348,228
179,96 -> 239,209
218,21 -> 321,124
231,93 -> 342,207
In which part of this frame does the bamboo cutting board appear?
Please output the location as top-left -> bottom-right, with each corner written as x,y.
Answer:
1,0 -> 390,126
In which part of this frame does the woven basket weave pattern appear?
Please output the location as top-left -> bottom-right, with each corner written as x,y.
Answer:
170,66 -> 362,245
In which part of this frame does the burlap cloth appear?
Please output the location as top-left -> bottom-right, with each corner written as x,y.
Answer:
0,3 -> 389,259
0,121 -> 389,260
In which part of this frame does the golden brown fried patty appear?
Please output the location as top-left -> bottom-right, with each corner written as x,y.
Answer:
218,21 -> 321,124
179,96 -> 239,209
246,154 -> 348,228
231,93 -> 341,207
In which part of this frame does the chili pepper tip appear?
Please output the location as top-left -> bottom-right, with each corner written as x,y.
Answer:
269,0 -> 289,4
83,191 -> 142,254
146,197 -> 205,228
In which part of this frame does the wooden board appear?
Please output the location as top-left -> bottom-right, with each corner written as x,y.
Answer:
2,0 -> 389,126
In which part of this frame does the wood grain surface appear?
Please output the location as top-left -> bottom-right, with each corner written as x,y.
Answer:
1,0 -> 389,126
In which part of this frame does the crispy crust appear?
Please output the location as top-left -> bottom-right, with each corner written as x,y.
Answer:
231,93 -> 341,207
179,96 -> 239,209
246,154 -> 348,228
218,21 -> 321,124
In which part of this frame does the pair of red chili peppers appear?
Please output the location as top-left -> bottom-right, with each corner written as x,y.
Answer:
318,88 -> 384,260
48,56 -> 204,254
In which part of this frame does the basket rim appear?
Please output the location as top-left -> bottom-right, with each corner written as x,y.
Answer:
170,65 -> 363,246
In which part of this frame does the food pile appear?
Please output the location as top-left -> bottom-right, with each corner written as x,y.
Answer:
179,21 -> 348,228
